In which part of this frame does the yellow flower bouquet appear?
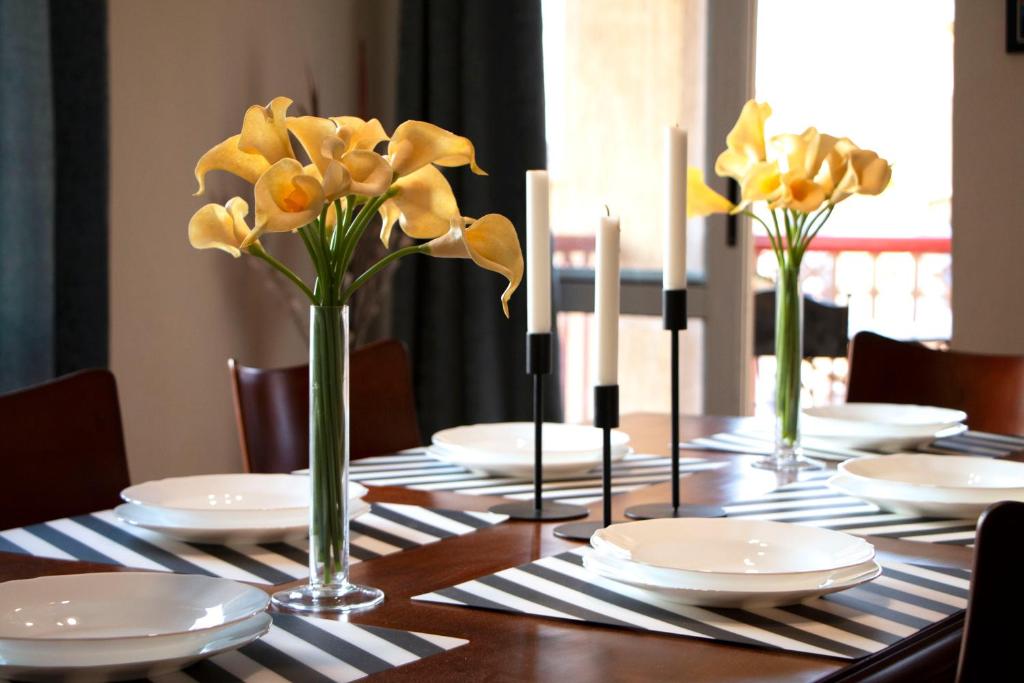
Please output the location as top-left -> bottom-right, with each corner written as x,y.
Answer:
690,100 -> 892,470
188,97 -> 524,612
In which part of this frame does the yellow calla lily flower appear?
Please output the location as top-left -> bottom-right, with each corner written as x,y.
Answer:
188,197 -> 254,257
770,170 -> 826,213
687,168 -> 734,217
238,96 -> 295,164
737,160 -> 783,211
287,116 -> 340,175
380,163 -> 460,245
246,158 -> 325,246
194,134 -> 272,196
813,138 -> 856,203
714,100 -> 772,181
836,148 -> 892,197
194,97 -> 296,196
771,127 -> 837,178
331,116 -> 389,152
423,214 -> 524,317
388,120 -> 486,177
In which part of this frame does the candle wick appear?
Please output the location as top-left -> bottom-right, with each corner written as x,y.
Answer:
603,204 -> 610,217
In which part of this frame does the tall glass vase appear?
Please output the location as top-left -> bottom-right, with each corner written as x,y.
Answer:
272,305 -> 384,613
754,263 -> 817,470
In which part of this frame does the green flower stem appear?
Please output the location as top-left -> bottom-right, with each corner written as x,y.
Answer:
775,259 -> 802,447
337,189 -> 398,280
341,244 -> 425,304
247,244 -> 316,303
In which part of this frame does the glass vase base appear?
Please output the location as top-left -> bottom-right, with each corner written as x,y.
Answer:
751,451 -> 820,471
271,581 -> 384,614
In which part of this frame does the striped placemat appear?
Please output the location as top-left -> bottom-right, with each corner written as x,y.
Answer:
414,547 -> 969,660
723,476 -> 978,546
0,613 -> 465,683
682,428 -> 1024,462
348,450 -> 724,505
0,503 -> 506,586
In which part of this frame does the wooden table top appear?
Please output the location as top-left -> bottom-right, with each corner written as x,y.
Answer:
0,413 -> 975,682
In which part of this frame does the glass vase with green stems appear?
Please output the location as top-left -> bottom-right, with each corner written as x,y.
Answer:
266,192 -> 426,614
745,205 -> 833,471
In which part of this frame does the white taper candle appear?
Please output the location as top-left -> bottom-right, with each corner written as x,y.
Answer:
594,215 -> 621,386
664,126 -> 688,291
526,171 -> 552,334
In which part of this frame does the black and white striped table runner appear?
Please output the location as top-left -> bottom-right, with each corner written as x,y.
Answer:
723,476 -> 978,546
682,429 -> 1024,462
348,450 -> 724,505
415,547 -> 969,660
0,613 -> 466,683
0,503 -> 506,586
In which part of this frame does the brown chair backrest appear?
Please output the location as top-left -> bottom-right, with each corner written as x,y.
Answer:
956,501 -> 1024,682
0,369 -> 130,529
847,331 -> 1024,434
229,339 -> 421,473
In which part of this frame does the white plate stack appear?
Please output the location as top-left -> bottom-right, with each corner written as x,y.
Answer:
115,473 -> 369,544
0,572 -> 270,682
801,403 -> 967,452
583,518 -> 881,608
428,422 -> 631,477
830,454 -> 1024,520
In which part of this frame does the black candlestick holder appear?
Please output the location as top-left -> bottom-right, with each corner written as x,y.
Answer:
553,384 -> 622,540
489,333 -> 588,521
625,289 -> 726,520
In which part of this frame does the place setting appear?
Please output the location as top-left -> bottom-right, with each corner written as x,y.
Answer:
0,571 -> 466,682
0,472 -> 507,587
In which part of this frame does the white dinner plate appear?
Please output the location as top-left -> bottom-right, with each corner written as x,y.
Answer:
0,573 -> 270,680
121,475 -> 366,527
591,518 -> 875,580
801,403 -> 967,452
583,551 -> 881,608
0,612 -> 270,682
114,497 -> 371,544
840,454 -> 1024,497
427,444 -> 628,477
827,473 -> 1003,520
432,422 -> 630,459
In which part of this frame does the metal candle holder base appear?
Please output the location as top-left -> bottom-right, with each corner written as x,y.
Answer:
490,333 -> 587,522
624,290 -> 726,521
553,385 -> 621,541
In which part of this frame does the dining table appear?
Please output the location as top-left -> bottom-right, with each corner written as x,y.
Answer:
0,413 -> 984,682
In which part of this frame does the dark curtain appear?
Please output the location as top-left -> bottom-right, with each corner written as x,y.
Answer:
393,0 -> 559,436
0,0 -> 108,393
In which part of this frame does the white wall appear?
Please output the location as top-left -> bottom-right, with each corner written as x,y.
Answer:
952,0 -> 1024,354
109,0 -> 397,482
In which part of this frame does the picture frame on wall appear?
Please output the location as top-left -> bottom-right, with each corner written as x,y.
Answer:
1009,0 -> 1024,53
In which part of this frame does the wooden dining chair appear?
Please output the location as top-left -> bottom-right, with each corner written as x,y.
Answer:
0,369 -> 131,529
956,501 -> 1024,682
228,338 -> 422,473
846,331 -> 1024,434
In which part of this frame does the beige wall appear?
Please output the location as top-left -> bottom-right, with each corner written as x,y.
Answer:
109,0 -> 397,482
952,0 -> 1024,354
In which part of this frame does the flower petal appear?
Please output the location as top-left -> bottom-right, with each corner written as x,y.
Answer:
739,160 -> 782,209
239,96 -> 295,164
287,115 -> 338,174
378,199 -> 402,247
331,116 -> 389,152
321,160 -> 352,201
341,150 -> 393,196
388,120 -> 485,177
390,163 -> 460,239
687,168 -> 734,217
249,158 -> 325,245
193,134 -> 271,195
714,100 -> 772,181
188,197 -> 253,257
424,214 -> 524,317
770,170 -> 825,213
771,127 -> 837,178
